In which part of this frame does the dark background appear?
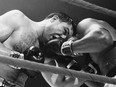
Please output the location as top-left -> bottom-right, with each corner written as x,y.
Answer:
0,0 -> 116,87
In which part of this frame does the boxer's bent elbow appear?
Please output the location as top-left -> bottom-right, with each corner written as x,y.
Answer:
99,31 -> 113,50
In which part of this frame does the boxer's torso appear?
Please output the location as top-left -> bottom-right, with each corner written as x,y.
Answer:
0,12 -> 40,86
86,18 -> 116,75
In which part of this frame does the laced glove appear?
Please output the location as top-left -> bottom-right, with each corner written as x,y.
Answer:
61,36 -> 80,56
24,46 -> 44,63
22,46 -> 44,78
45,36 -> 79,57
43,37 -> 67,57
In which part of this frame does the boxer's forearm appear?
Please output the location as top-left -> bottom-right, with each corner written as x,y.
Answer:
72,29 -> 113,53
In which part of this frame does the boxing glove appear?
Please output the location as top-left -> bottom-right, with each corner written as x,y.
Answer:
44,38 -> 66,56
24,46 -> 44,63
54,55 -> 81,70
82,63 -> 98,74
67,59 -> 81,71
45,36 -> 79,56
22,46 -> 45,78
61,36 -> 80,56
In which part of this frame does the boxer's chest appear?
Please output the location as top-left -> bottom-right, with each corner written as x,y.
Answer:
4,29 -> 39,53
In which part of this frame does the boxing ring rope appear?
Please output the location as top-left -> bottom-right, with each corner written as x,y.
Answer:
59,0 -> 116,18
0,55 -> 116,84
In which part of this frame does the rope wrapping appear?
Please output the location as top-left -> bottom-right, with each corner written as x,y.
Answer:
0,55 -> 115,84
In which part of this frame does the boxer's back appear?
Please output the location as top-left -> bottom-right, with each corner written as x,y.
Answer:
78,18 -> 116,75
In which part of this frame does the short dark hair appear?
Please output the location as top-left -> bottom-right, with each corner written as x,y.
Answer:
45,12 -> 77,36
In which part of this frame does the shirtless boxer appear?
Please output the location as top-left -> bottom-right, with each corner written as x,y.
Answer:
45,18 -> 116,87
0,9 -> 75,87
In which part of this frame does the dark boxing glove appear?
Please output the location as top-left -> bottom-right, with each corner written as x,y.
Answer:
22,46 -> 44,78
82,63 -> 98,74
66,59 -> 81,71
54,55 -> 81,70
24,46 -> 44,63
44,38 -> 66,56
82,60 -> 102,75
45,36 -> 79,57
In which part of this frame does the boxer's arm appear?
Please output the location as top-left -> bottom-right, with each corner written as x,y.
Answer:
60,23 -> 113,56
72,18 -> 113,53
61,18 -> 113,56
0,21 -> 15,56
0,10 -> 24,56
72,25 -> 113,53
45,19 -> 113,56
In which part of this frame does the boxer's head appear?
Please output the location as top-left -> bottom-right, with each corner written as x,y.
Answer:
43,12 -> 77,42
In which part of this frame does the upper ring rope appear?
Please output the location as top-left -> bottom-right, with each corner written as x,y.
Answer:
0,55 -> 116,84
59,0 -> 116,18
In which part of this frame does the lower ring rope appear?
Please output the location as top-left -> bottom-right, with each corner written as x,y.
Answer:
0,55 -> 116,84
58,0 -> 116,18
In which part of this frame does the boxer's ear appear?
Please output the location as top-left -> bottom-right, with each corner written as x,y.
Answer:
51,15 -> 59,22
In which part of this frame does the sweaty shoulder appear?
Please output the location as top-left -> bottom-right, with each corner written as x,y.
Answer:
77,18 -> 100,30
77,18 -> 102,36
0,10 -> 24,20
0,10 -> 30,27
78,18 -> 116,40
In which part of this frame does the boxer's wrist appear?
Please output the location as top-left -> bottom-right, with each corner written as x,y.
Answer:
61,40 -> 72,56
61,40 -> 78,56
9,51 -> 23,69
23,46 -> 44,63
9,51 -> 24,59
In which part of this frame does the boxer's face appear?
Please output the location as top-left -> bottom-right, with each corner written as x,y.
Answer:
44,16 -> 73,41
